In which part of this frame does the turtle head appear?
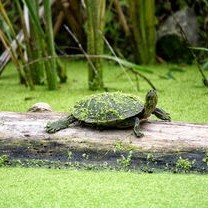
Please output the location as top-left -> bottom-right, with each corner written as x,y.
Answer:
144,90 -> 158,118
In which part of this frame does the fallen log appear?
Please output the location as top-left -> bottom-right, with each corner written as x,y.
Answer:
0,112 -> 208,172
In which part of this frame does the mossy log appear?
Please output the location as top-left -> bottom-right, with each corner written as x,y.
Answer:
0,112 -> 208,171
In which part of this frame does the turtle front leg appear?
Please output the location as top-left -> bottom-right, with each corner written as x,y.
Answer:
46,115 -> 77,133
133,117 -> 144,137
153,107 -> 171,121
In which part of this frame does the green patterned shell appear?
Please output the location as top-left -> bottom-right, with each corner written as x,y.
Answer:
72,92 -> 144,124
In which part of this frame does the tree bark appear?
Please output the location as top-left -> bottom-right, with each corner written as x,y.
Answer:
43,0 -> 58,90
0,112 -> 208,171
129,0 -> 156,64
85,0 -> 105,90
27,0 -> 45,85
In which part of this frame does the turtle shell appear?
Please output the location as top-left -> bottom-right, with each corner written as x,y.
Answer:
72,92 -> 144,124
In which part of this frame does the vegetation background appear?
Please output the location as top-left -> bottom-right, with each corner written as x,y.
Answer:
0,1 -> 208,207
0,0 -> 208,91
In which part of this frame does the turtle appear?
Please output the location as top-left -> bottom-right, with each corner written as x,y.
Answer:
45,90 -> 171,137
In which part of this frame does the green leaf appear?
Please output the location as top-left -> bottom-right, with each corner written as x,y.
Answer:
189,47 -> 208,52
159,67 -> 185,80
202,61 -> 208,71
102,55 -> 153,73
21,0 -> 44,38
0,1 -> 16,36
169,67 -> 185,73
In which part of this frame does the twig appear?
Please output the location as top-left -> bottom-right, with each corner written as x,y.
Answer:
113,0 -> 130,36
101,32 -> 156,90
100,32 -> 138,92
127,67 -> 156,90
64,25 -> 98,75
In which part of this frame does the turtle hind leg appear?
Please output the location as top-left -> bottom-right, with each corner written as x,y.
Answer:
133,117 -> 144,138
46,115 -> 77,133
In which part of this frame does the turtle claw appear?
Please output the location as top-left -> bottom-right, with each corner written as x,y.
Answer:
153,107 -> 171,121
45,115 -> 77,133
133,117 -> 144,138
45,121 -> 62,133
134,131 -> 144,138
